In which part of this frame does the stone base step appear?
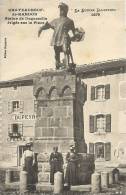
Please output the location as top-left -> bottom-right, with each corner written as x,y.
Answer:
5,182 -> 91,193
36,183 -> 54,192
36,183 -> 91,192
70,185 -> 91,192
5,182 -> 19,190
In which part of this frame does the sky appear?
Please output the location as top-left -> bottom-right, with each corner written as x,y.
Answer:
0,0 -> 126,81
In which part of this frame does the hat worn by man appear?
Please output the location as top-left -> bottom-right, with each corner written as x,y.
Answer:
58,2 -> 69,11
70,145 -> 75,150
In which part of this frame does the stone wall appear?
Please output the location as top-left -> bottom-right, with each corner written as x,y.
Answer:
33,73 -> 87,153
33,74 -> 85,153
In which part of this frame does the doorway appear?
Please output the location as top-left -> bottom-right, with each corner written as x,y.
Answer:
17,145 -> 26,166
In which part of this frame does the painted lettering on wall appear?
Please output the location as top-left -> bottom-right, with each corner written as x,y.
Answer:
12,114 -> 36,120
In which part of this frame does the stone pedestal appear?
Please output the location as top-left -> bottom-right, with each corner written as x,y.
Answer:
33,71 -> 89,186
101,171 -> 109,189
91,172 -> 101,193
33,73 -> 87,154
54,172 -> 63,194
5,169 -> 12,184
20,171 -> 27,192
108,171 -> 113,185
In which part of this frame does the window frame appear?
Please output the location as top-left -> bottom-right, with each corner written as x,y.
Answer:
8,100 -> 24,114
91,84 -> 110,101
96,114 -> 106,133
12,101 -> 20,112
95,85 -> 105,101
8,122 -> 23,140
89,114 -> 111,134
89,142 -> 111,161
95,142 -> 105,159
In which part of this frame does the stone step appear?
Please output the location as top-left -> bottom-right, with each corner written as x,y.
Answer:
5,182 -> 91,193
36,183 -> 91,192
36,183 -> 54,192
70,185 -> 91,192
5,182 -> 19,190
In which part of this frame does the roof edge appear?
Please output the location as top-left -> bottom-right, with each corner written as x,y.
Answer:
0,58 -> 126,87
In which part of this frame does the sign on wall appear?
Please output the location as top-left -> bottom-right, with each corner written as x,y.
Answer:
12,114 -> 36,120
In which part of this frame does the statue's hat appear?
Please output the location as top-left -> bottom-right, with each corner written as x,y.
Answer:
58,2 -> 69,11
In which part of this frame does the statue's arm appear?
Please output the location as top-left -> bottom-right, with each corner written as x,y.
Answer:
38,22 -> 52,37
71,20 -> 76,36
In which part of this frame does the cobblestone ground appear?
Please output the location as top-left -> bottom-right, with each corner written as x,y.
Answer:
0,182 -> 126,195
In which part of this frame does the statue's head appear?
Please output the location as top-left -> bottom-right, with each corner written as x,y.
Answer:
58,2 -> 69,17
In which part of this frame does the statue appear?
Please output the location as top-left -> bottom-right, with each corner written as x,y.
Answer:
38,2 -> 85,71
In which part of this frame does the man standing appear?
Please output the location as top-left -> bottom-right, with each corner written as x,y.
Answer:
49,146 -> 63,185
38,2 -> 76,70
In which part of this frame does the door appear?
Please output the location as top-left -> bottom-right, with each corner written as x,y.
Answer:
17,145 -> 26,166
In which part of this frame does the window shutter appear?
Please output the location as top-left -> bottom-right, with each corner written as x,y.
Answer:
105,142 -> 111,161
106,114 -> 111,132
95,143 -> 98,158
19,101 -> 24,113
95,86 -> 99,100
91,86 -> 95,100
34,100 -> 38,112
105,84 -> 110,99
8,102 -> 12,114
19,124 -> 23,136
8,124 -> 12,133
89,115 -> 94,133
89,143 -> 94,154
84,84 -> 87,101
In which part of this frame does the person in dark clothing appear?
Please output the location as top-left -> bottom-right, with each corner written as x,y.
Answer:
49,146 -> 63,185
64,145 -> 79,187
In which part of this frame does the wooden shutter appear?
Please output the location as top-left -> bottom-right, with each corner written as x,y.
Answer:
105,84 -> 110,99
8,124 -> 12,133
19,124 -> 23,135
105,142 -> 111,161
19,101 -> 24,113
89,115 -> 95,133
95,143 -> 98,159
91,86 -> 95,100
8,101 -> 12,114
89,143 -> 94,154
106,114 -> 111,132
34,100 -> 38,112
84,84 -> 87,101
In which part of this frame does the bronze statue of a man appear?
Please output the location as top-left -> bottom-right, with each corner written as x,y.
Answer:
38,2 -> 76,70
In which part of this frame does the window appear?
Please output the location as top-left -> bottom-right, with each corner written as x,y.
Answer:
13,124 -> 19,133
95,142 -> 104,158
89,114 -> 111,133
8,101 -> 24,113
8,123 -> 23,140
96,115 -> 106,132
91,84 -> 110,100
89,142 -> 111,161
12,101 -> 19,112
96,86 -> 105,100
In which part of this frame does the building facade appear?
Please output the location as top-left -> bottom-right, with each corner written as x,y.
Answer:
0,59 -> 126,168
0,80 -> 36,167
